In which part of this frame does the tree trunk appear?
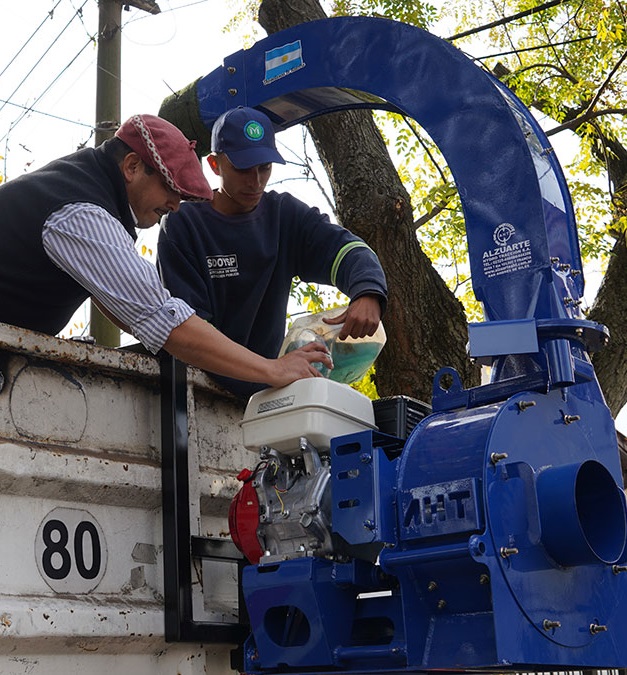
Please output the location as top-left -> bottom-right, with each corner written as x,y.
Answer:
259,0 -> 479,402
587,138 -> 627,415
588,235 -> 627,416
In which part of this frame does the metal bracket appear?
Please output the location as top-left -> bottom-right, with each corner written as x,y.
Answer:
160,354 -> 248,643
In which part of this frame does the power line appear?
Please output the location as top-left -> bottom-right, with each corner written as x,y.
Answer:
0,0 -> 92,117
0,0 -> 64,81
0,37 -> 95,146
0,0 -> 97,156
0,98 -> 93,128
68,0 -> 96,40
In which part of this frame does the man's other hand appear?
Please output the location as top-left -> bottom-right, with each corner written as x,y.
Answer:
322,295 -> 382,340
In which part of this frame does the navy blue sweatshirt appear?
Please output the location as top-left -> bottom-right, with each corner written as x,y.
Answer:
157,190 -> 387,397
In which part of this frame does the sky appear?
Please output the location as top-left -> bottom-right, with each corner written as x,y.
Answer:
3,0 -> 626,430
2,1 -> 240,178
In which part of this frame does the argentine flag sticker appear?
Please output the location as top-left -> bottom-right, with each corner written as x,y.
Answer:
264,40 -> 305,84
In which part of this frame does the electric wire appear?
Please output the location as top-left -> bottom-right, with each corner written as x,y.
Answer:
1,0 -> 198,156
68,0 -> 94,40
0,37 -> 95,147
0,0 -> 98,160
0,0 -> 92,117
0,98 -> 92,128
0,0 -> 64,81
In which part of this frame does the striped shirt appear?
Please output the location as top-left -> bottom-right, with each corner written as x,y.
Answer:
42,202 -> 194,353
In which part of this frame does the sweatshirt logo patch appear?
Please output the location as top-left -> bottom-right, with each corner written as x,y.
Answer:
207,254 -> 239,278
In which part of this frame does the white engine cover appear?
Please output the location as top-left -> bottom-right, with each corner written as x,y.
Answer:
241,378 -> 376,454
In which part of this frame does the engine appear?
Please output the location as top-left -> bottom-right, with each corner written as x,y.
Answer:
230,440 -> 333,564
230,378 -> 380,566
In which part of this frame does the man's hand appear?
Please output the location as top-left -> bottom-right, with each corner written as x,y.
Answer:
322,295 -> 382,340
165,315 -> 333,389
267,341 -> 333,388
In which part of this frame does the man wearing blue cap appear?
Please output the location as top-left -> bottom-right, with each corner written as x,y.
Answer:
157,106 -> 388,398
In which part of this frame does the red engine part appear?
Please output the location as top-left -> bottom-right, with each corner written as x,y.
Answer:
228,468 -> 263,564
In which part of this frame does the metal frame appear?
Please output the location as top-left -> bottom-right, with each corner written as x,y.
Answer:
160,353 -> 248,644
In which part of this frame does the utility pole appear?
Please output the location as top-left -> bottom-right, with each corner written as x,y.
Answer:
91,0 -> 160,347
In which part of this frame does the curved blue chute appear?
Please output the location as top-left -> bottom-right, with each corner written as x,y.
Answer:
192,16 -> 583,324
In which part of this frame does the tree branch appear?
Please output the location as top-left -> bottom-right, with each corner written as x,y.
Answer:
474,34 -> 595,63
404,118 -> 448,183
500,60 -> 576,81
447,0 -> 573,41
414,202 -> 448,229
583,49 -> 627,118
546,107 -> 627,136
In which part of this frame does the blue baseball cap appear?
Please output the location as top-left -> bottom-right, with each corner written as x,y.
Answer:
210,107 -> 286,169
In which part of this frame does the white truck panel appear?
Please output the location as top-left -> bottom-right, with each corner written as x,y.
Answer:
0,322 -> 251,674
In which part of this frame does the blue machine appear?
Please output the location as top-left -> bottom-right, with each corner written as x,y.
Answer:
163,16 -> 627,674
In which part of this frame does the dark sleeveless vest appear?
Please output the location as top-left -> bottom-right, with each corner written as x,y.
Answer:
0,142 -> 136,335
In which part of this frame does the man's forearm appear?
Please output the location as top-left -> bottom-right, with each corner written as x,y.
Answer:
164,314 -> 271,382
163,314 -> 333,390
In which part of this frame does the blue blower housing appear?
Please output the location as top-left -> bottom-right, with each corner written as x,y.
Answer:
239,380 -> 627,673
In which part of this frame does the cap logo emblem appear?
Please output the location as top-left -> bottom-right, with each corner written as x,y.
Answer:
244,120 -> 264,142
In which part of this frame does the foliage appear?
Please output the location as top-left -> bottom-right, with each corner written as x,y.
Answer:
329,0 -> 438,27
569,179 -> 615,261
228,0 -> 439,35
65,320 -> 84,337
224,0 -> 265,46
441,0 -> 627,272
287,277 -> 327,327
351,364 -> 378,398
